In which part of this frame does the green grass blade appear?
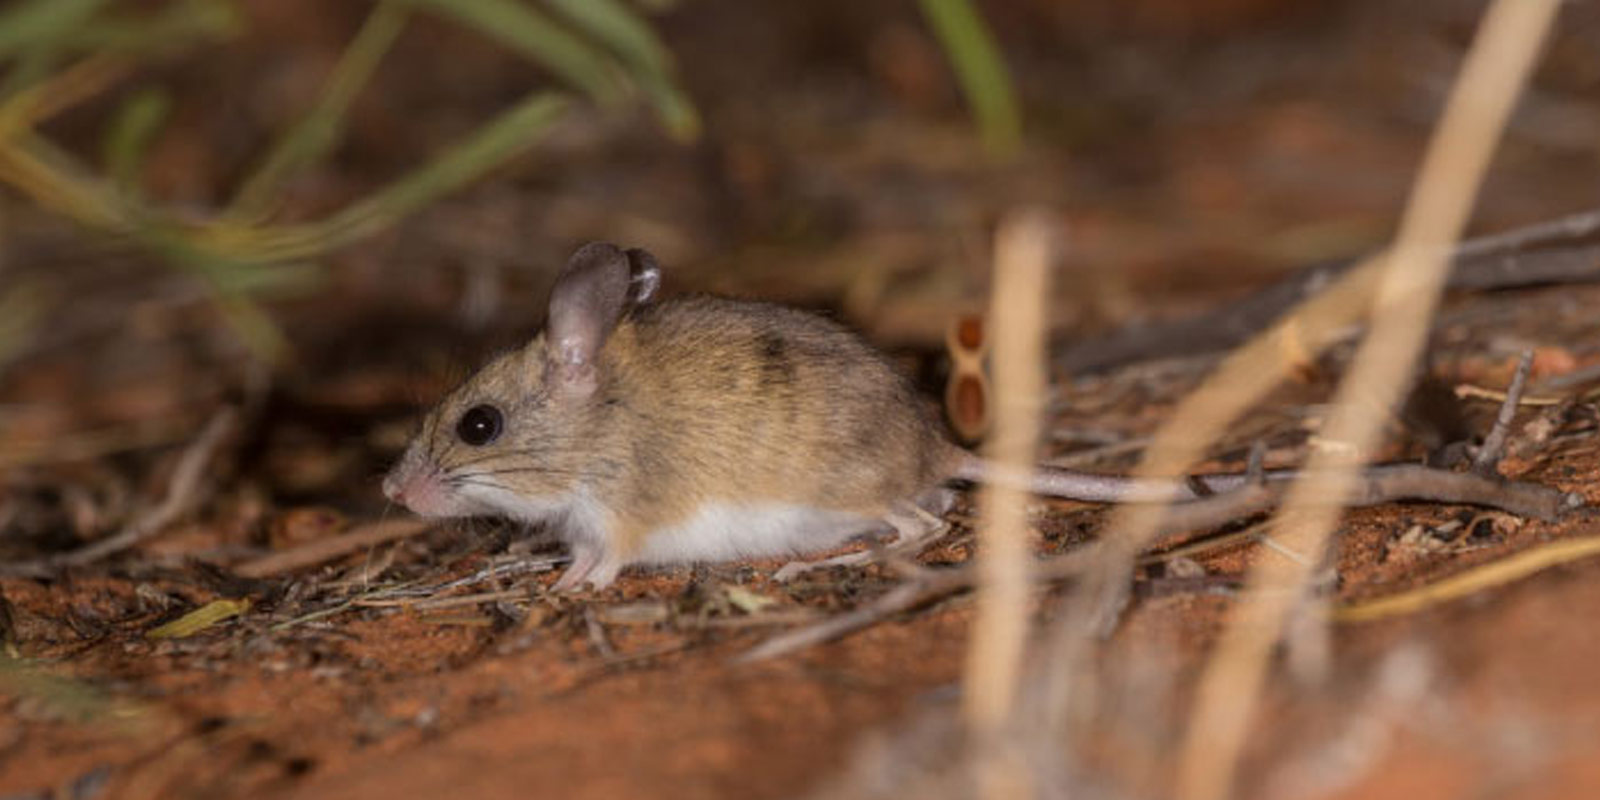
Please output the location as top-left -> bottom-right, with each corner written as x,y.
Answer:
543,0 -> 699,139
0,0 -> 108,57
138,229 -> 306,362
194,92 -> 570,263
55,0 -> 241,54
543,0 -> 667,68
399,0 -> 623,103
102,86 -> 171,196
292,91 -> 570,257
0,280 -> 51,374
0,657 -> 116,725
0,131 -> 134,230
0,0 -> 108,102
631,66 -> 700,141
917,0 -> 1021,158
0,47 -> 62,102
226,1 -> 408,220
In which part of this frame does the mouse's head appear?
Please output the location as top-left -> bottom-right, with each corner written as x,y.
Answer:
382,242 -> 659,522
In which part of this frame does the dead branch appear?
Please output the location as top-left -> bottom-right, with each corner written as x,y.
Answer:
1054,458 -> 1580,512
1056,206 -> 1600,375
1160,464 -> 1577,532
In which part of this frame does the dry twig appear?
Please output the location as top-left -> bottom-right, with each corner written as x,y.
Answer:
1078,248 -> 1399,643
1473,350 -> 1533,476
1453,383 -> 1560,406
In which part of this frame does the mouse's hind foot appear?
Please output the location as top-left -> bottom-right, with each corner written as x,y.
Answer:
551,543 -> 625,592
772,499 -> 950,582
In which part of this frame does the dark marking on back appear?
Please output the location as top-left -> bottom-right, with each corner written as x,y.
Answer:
756,330 -> 796,388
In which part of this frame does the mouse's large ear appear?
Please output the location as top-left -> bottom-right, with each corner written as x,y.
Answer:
625,247 -> 661,306
546,242 -> 631,396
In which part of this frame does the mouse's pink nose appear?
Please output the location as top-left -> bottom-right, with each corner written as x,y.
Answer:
382,467 -> 451,516
384,473 -> 431,508
381,472 -> 405,504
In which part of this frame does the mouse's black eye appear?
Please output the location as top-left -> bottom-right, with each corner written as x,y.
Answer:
456,404 -> 503,446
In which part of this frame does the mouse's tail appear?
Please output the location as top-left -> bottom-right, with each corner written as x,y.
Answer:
948,451 -> 1255,503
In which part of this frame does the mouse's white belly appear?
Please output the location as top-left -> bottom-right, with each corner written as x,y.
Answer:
632,503 -> 885,564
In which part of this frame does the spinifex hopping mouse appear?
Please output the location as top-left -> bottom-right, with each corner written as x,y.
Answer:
382,243 -> 1570,590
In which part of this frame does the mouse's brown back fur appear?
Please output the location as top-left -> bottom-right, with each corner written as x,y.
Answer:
594,296 -> 956,545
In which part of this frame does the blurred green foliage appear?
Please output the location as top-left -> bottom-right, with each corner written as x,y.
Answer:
919,0 -> 1020,158
0,655 -> 119,725
0,0 -> 696,361
0,0 -> 1017,363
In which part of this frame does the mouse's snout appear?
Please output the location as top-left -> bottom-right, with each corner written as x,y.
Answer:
381,454 -> 457,518
380,471 -> 406,504
383,469 -> 430,509
382,454 -> 467,515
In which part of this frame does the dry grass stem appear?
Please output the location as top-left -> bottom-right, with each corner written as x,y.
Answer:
1453,383 -> 1560,406
1334,534 -> 1600,623
1175,3 -> 1561,799
963,209 -> 1056,752
352,589 -> 529,610
234,518 -> 436,578
0,55 -> 132,136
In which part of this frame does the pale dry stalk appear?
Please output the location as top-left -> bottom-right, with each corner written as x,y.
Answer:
1174,2 -> 1562,799
963,209 -> 1056,797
